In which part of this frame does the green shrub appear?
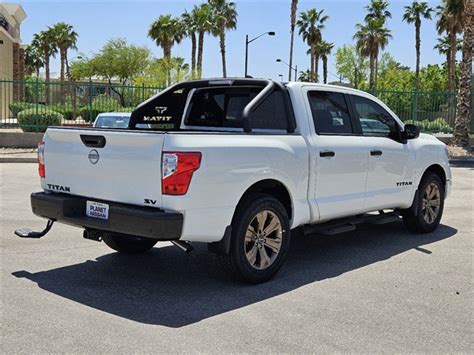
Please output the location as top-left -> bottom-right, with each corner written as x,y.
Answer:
9,102 -> 37,116
50,103 -> 78,120
405,118 -> 453,134
17,108 -> 63,132
79,102 -> 118,122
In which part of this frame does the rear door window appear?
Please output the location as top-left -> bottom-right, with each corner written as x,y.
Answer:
307,91 -> 353,135
185,87 -> 288,130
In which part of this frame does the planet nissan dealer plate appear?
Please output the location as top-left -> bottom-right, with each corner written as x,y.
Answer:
86,201 -> 109,220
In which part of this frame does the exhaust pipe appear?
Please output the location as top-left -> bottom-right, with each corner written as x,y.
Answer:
171,240 -> 194,253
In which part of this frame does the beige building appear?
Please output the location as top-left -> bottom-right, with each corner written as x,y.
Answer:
0,3 -> 26,120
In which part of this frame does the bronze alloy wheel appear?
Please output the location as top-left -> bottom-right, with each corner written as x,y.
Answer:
244,210 -> 283,270
422,182 -> 441,224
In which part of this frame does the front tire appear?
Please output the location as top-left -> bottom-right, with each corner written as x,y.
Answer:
102,232 -> 158,254
224,194 -> 291,284
402,173 -> 445,233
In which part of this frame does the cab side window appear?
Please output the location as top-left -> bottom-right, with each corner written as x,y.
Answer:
307,91 -> 353,135
351,95 -> 399,139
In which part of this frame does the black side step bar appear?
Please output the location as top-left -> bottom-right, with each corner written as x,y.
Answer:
304,211 -> 401,236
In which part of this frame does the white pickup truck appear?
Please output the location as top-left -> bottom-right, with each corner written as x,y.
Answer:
16,78 -> 452,283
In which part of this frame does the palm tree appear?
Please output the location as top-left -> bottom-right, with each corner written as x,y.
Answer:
24,44 -> 44,76
50,22 -> 78,83
354,17 -> 392,90
365,0 -> 392,22
297,9 -> 328,82
209,0 -> 237,78
148,15 -> 184,59
434,35 -> 462,64
298,69 -> 311,82
192,3 -> 213,79
402,2 -> 434,91
452,0 -> 471,148
317,40 -> 334,84
31,29 -> 57,103
436,0 -> 464,121
182,10 -> 197,78
288,0 -> 299,81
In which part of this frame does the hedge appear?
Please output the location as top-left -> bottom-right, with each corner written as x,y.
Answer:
9,102 -> 38,116
17,108 -> 63,132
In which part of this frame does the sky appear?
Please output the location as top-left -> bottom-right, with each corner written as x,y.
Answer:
18,0 -> 448,82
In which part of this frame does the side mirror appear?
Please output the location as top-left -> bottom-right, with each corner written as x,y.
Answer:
401,123 -> 420,141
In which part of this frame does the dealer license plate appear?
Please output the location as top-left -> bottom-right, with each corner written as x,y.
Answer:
86,201 -> 109,220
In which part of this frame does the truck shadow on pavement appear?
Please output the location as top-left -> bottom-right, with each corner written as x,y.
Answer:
12,222 -> 457,328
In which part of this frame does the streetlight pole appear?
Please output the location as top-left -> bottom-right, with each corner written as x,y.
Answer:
244,31 -> 275,78
276,58 -> 297,81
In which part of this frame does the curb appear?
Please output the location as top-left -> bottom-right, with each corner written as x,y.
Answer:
0,157 -> 37,163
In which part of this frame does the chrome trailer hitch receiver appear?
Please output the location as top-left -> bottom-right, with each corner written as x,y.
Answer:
14,219 -> 55,239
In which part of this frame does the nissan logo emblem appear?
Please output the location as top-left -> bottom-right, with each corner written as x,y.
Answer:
88,149 -> 100,164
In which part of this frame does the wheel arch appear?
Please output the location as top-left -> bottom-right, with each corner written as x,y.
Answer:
421,164 -> 447,186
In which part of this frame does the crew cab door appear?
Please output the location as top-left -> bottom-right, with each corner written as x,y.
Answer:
305,89 -> 368,221
349,94 -> 416,210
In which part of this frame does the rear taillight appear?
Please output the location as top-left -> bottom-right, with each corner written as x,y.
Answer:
38,141 -> 45,178
162,152 -> 201,195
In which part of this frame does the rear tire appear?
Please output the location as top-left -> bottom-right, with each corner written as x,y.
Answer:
224,194 -> 291,284
102,233 -> 158,254
402,173 -> 445,233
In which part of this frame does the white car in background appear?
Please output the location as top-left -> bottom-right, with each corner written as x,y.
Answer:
92,112 -> 131,128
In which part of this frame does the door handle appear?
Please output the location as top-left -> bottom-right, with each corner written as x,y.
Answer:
80,135 -> 106,148
320,150 -> 335,158
370,150 -> 383,156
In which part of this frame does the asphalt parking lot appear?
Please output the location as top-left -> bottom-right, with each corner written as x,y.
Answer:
1,163 -> 472,353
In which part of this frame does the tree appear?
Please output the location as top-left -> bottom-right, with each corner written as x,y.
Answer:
50,22 -> 78,83
365,0 -> 392,21
297,69 -> 311,82
209,0 -> 237,78
31,30 -> 57,83
354,17 -> 392,90
182,10 -> 197,78
297,9 -> 328,82
436,0 -> 464,120
70,38 -> 151,106
317,40 -> 334,84
452,0 -> 472,148
192,3 -> 214,79
334,44 -> 369,89
434,35 -> 463,63
24,44 -> 43,76
402,2 -> 434,91
288,0 -> 298,81
148,15 -> 184,59
31,29 -> 57,103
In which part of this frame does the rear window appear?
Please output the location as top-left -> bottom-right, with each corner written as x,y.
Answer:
130,85 -> 289,131
185,87 -> 288,130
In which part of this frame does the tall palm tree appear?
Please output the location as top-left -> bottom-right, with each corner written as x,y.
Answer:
365,0 -> 392,22
148,15 -> 184,59
297,9 -> 328,82
192,3 -> 213,79
436,0 -> 464,121
317,40 -> 334,84
50,22 -> 78,83
288,0 -> 298,81
402,2 -> 434,91
182,11 -> 197,78
354,17 -> 392,90
209,0 -> 237,78
31,29 -> 57,103
452,0 -> 472,148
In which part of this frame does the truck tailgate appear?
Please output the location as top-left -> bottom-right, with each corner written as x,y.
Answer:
42,128 -> 164,208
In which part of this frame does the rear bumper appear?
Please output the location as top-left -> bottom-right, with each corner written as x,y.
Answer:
31,192 -> 183,240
